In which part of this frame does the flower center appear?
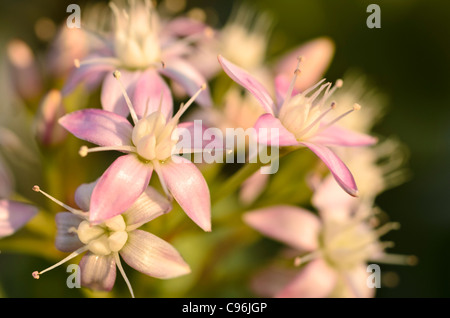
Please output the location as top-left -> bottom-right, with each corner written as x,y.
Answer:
77,215 -> 129,256
131,111 -> 178,162
110,0 -> 162,69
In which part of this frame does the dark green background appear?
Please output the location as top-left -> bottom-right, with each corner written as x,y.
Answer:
0,0 -> 449,297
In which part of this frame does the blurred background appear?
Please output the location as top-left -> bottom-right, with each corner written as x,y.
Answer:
0,0 -> 449,297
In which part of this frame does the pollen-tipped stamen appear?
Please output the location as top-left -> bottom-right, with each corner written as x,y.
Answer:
74,57 -> 122,69
315,103 -> 362,135
32,246 -> 88,279
32,185 -> 88,218
297,102 -> 336,138
281,56 -> 303,110
170,84 -> 207,124
113,70 -> 139,125
79,145 -> 137,157
294,250 -> 322,267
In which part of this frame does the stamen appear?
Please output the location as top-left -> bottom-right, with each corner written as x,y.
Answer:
79,145 -> 137,157
281,56 -> 303,110
307,82 -> 330,106
371,253 -> 418,266
315,103 -> 361,134
113,253 -> 135,298
297,102 -> 336,137
32,246 -> 88,279
301,78 -> 327,97
113,70 -> 139,125
294,251 -> 321,267
32,185 -> 87,218
74,57 -> 122,68
375,222 -> 401,237
170,84 -> 207,124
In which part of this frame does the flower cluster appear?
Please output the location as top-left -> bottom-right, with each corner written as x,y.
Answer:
0,0 -> 413,298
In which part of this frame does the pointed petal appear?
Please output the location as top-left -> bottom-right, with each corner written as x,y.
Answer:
62,57 -> 114,95
159,58 -> 212,107
312,175 -> 358,222
301,142 -> 358,197
276,259 -> 338,298
239,170 -> 269,205
254,113 -> 299,147
55,212 -> 83,252
132,69 -> 173,120
310,125 -> 378,147
101,69 -> 141,118
0,200 -> 38,238
59,109 -> 133,147
159,157 -> 211,231
74,180 -> 98,211
89,155 -> 152,224
79,252 -> 117,292
120,229 -> 191,279
243,205 -> 321,252
123,187 -> 172,228
218,55 -> 275,114
275,37 -> 335,92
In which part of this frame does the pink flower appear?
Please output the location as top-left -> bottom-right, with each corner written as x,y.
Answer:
62,0 -> 211,108
243,180 -> 415,298
59,71 -> 211,231
0,200 -> 37,238
218,55 -> 377,196
31,183 -> 190,297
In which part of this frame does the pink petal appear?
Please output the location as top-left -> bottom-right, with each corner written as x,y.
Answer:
159,58 -> 212,107
79,252 -> 117,292
158,157 -> 211,231
301,142 -> 358,197
55,212 -> 83,252
0,200 -> 38,238
101,69 -> 141,118
59,109 -> 133,147
276,259 -> 338,298
309,125 -> 378,147
254,113 -> 299,147
132,69 -> 173,120
275,37 -> 335,92
62,56 -> 114,95
89,155 -> 152,224
312,175 -> 358,222
218,55 -> 275,115
162,17 -> 207,37
243,205 -> 321,252
239,170 -> 269,205
120,229 -> 191,279
123,187 -> 172,227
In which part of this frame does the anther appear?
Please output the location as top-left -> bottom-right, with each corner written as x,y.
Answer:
353,103 -> 362,111
32,185 -> 40,192
113,70 -> 121,79
32,271 -> 40,279
79,145 -> 89,157
74,59 -> 80,68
